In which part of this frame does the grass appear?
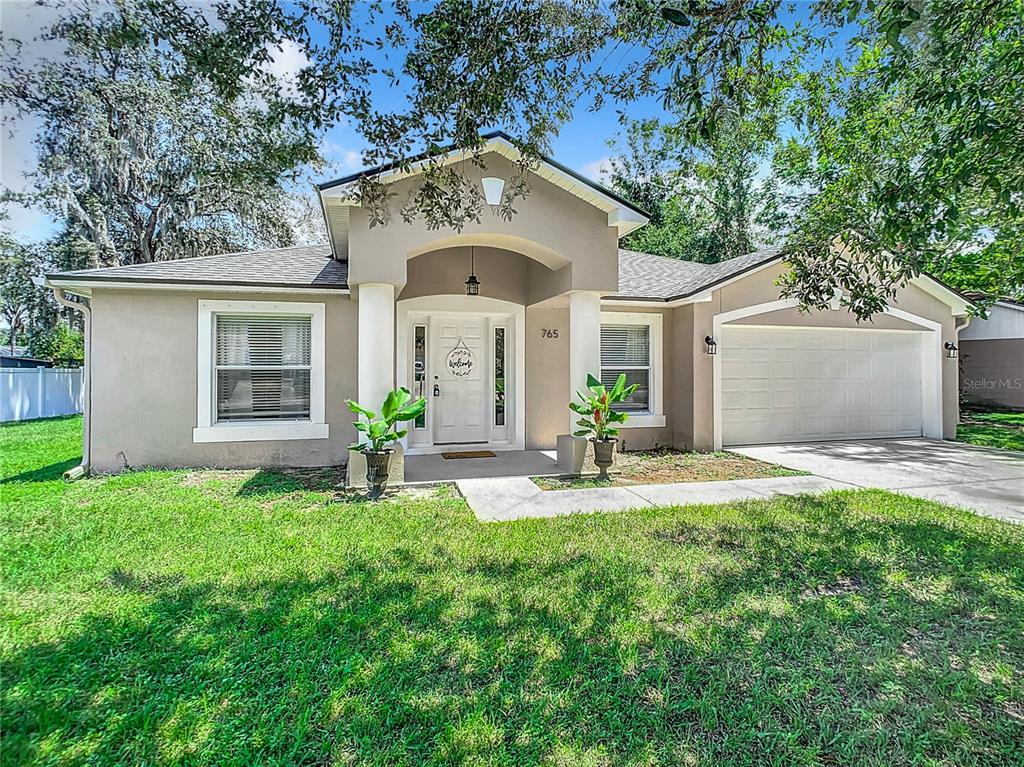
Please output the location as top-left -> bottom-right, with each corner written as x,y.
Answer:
534,449 -> 805,490
3,416 -> 1024,766
956,408 -> 1024,451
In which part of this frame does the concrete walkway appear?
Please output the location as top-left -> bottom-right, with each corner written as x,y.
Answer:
733,439 -> 1024,524
458,474 -> 855,522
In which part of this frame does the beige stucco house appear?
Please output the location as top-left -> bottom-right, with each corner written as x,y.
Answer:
46,132 -> 973,475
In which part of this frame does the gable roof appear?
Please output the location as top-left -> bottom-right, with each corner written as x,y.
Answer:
317,130 -> 649,237
46,244 -> 347,295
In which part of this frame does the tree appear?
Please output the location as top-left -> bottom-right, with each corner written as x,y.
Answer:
608,118 -> 783,263
31,322 -> 85,365
767,0 -> 1024,314
6,0 -> 1019,310
0,232 -> 38,354
1,0 -> 314,266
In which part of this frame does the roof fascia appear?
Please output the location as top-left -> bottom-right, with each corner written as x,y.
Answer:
317,134 -> 650,235
909,274 -> 972,316
46,278 -> 350,297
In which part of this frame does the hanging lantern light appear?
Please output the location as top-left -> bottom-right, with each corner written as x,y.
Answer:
465,246 -> 480,295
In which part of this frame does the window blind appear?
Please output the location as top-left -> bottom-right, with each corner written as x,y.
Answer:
215,314 -> 312,421
600,324 -> 649,367
216,315 -> 311,367
600,324 -> 650,412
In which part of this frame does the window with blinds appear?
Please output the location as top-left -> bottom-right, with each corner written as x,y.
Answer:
600,324 -> 650,412
214,314 -> 312,422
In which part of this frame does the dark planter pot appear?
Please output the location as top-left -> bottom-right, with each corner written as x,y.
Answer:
363,449 -> 393,500
590,438 -> 617,481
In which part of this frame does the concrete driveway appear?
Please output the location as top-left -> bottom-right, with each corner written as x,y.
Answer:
733,439 -> 1024,524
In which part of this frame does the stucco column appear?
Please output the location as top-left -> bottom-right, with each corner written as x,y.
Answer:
568,290 -> 603,431
357,282 -> 396,411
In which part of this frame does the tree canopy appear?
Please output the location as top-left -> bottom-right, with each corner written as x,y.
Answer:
3,0 -> 1021,312
1,0 -> 320,266
609,117 -> 785,264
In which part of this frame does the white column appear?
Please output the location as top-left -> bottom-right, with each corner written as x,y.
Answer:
357,282 -> 396,411
568,290 -> 603,431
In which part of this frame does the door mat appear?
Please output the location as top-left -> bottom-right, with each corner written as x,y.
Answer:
441,450 -> 497,460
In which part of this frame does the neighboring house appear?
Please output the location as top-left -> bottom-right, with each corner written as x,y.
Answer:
46,131 -> 972,473
959,299 -> 1024,409
0,347 -> 53,369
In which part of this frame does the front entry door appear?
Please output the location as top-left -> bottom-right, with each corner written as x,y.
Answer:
431,316 -> 487,444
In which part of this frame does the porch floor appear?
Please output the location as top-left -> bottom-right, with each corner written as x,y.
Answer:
404,450 -> 562,483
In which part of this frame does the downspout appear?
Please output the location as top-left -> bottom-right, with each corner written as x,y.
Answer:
53,288 -> 92,478
954,313 -> 973,425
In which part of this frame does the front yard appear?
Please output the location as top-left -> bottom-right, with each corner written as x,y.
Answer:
2,416 -> 1023,766
957,408 -> 1024,451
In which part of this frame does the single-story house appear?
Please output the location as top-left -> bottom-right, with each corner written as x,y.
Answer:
46,131 -> 973,475
958,298 -> 1024,409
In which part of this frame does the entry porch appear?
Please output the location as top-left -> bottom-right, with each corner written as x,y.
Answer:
404,449 -> 563,483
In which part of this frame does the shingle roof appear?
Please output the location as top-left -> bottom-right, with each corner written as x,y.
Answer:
612,246 -> 784,301
47,244 -> 347,290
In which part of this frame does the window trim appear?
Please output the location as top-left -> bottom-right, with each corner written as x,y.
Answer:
600,311 -> 665,429
194,299 -> 328,443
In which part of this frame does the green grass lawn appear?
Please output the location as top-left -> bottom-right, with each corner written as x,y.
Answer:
2,417 -> 1023,766
956,409 -> 1024,451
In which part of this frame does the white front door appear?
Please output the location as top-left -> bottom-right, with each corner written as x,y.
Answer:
431,315 -> 488,444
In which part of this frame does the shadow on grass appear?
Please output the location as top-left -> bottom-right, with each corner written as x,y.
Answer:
235,466 -> 345,496
3,495 -> 1023,766
0,457 -> 81,484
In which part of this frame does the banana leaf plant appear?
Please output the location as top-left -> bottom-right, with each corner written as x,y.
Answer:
346,387 -> 427,453
569,373 -> 639,441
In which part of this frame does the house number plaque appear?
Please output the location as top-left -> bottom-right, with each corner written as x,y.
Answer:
445,339 -> 475,378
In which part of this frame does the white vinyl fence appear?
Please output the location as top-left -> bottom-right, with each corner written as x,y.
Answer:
1,367 -> 84,422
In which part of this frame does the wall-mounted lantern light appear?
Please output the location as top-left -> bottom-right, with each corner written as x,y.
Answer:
465,246 -> 480,296
704,335 -> 717,355
944,341 -> 958,359
481,176 -> 505,206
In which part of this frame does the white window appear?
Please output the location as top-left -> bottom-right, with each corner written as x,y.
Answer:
194,300 -> 328,443
600,311 -> 665,428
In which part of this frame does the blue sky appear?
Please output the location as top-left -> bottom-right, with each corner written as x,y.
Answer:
0,0 -> 648,243
1,1 -> 843,244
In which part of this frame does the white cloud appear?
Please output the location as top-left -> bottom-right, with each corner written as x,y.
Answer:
321,139 -> 365,174
580,156 -> 613,183
262,39 -> 310,97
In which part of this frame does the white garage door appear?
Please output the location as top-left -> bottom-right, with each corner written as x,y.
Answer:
721,327 -> 924,446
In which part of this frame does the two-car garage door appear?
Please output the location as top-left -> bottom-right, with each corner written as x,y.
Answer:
720,326 -> 924,446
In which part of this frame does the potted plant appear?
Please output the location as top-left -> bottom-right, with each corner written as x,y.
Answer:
346,387 -> 427,499
569,373 -> 639,480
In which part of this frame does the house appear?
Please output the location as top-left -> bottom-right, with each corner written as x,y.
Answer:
45,131 -> 972,475
958,299 -> 1024,409
0,346 -> 53,369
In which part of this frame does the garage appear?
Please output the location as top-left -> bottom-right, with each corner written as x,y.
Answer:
720,326 -> 925,446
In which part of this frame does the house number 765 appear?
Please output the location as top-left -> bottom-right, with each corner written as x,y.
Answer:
541,328 -> 559,339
